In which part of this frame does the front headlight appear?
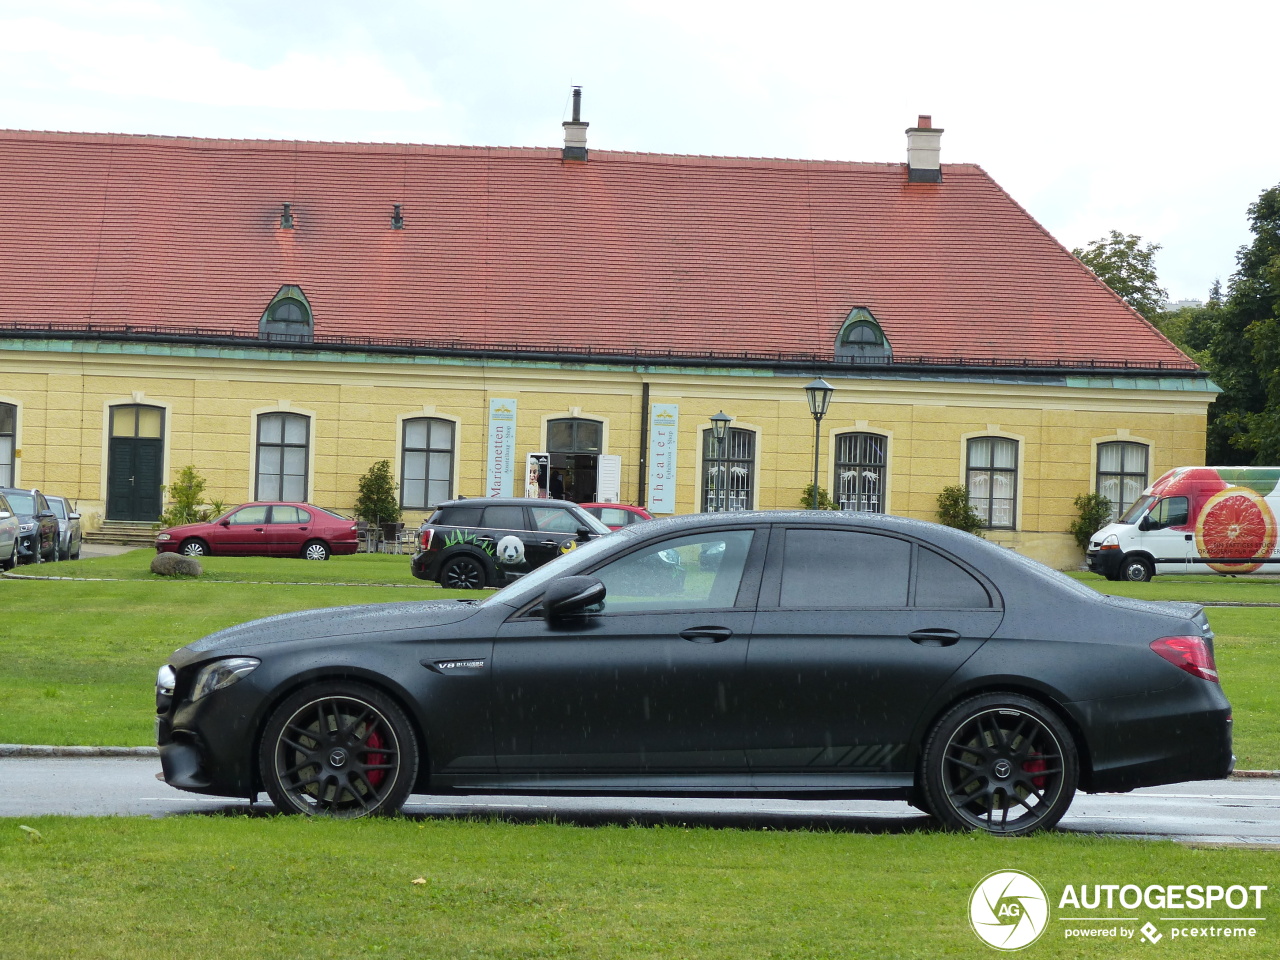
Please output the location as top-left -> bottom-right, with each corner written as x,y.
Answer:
1100,533 -> 1120,550
190,657 -> 260,702
156,533 -> 172,542
156,664 -> 176,697
19,522 -> 34,533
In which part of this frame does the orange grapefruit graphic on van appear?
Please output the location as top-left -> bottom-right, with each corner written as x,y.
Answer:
1195,486 -> 1278,573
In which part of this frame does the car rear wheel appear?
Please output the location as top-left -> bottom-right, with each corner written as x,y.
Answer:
179,538 -> 208,557
260,681 -> 418,818
439,554 -> 487,590
1121,555 -> 1153,582
302,540 -> 330,561
920,693 -> 1079,836
1,541 -> 15,571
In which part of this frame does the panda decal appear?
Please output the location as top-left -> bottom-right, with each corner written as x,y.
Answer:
495,535 -> 528,572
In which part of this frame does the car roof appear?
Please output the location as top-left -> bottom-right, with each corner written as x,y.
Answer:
433,497 -> 584,510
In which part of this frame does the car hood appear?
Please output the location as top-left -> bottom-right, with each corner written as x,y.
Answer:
170,599 -> 479,666
156,521 -> 213,538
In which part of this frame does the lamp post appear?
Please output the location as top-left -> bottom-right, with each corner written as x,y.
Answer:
709,411 -> 733,512
804,378 -> 834,510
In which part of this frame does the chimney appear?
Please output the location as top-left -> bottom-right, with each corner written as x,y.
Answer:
562,86 -> 588,161
906,115 -> 943,183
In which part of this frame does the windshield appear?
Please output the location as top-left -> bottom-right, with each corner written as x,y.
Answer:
211,506 -> 246,523
478,533 -> 619,609
1117,495 -> 1156,525
5,492 -> 34,515
571,507 -> 612,536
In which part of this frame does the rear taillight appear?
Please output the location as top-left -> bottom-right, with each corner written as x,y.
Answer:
1151,636 -> 1219,683
420,529 -> 434,551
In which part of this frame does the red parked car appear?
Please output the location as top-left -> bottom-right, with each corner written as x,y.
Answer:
155,503 -> 359,560
578,502 -> 654,531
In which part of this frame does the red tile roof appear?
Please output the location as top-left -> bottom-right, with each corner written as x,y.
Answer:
0,129 -> 1193,369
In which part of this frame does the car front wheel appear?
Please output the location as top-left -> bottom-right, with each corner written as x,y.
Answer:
439,554 -> 487,590
260,682 -> 418,818
302,540 -> 330,561
920,693 -> 1079,836
1121,555 -> 1153,582
179,539 -> 208,557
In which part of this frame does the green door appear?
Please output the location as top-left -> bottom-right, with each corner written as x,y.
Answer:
106,405 -> 165,521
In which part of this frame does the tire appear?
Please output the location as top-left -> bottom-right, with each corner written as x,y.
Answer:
438,554 -> 488,590
259,681 -> 418,818
1,542 -> 15,571
919,692 -> 1079,836
302,540 -> 330,561
58,541 -> 69,561
1121,555 -> 1153,582
179,538 -> 208,557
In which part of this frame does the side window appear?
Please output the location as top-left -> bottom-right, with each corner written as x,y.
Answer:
779,529 -> 910,608
271,505 -> 308,524
1148,496 -> 1189,529
600,508 -> 631,526
915,548 -> 992,608
592,530 -> 755,613
438,506 -> 482,527
228,506 -> 270,525
531,506 -> 580,533
481,506 -> 527,530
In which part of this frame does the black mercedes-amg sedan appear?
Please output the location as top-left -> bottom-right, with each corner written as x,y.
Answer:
156,512 -> 1233,835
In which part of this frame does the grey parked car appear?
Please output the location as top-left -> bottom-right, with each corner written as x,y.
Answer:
46,495 -> 83,561
0,487 -> 58,564
0,492 -> 19,571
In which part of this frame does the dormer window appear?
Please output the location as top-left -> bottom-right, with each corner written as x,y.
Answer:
259,285 -> 313,342
835,307 -> 891,359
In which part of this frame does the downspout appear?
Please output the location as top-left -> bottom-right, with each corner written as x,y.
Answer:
637,382 -> 650,506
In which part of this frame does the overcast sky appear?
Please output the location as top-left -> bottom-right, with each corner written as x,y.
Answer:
2,0 -> 1274,302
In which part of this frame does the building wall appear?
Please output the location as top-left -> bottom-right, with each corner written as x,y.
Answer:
1,341 -> 1213,568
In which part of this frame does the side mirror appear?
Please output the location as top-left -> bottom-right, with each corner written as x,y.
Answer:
0,510 -> 10,520
576,526 -> 593,541
70,513 -> 81,521
542,576 -> 605,622
1138,516 -> 1151,532
220,519 -> 232,527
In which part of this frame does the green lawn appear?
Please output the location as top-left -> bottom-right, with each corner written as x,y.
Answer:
0,818 -> 1276,959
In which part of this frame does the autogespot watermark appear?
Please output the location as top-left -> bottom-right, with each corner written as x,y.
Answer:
969,871 -> 1268,950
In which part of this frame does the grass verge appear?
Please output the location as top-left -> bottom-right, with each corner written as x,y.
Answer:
1,817 -> 1276,959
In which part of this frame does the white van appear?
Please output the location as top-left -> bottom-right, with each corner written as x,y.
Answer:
1087,466 -> 1280,581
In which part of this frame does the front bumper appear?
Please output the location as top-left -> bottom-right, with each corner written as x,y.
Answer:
1086,548 -> 1123,577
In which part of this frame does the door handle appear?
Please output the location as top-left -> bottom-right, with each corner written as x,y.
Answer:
540,540 -> 562,547
909,628 -> 961,647
1185,534 -> 1193,541
680,626 -> 733,643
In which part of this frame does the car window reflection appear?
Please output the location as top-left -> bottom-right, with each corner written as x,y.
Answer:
592,530 -> 755,613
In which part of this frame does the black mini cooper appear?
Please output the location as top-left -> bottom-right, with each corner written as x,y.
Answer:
410,497 -> 610,589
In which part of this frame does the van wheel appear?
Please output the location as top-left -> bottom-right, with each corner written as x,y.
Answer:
1121,555 -> 1153,582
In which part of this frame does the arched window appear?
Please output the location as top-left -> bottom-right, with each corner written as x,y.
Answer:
835,307 -> 891,360
702,427 -> 755,511
967,437 -> 1017,529
835,432 -> 886,512
256,413 -> 310,501
259,286 -> 313,342
1097,441 -> 1149,521
402,418 -> 455,509
0,403 -> 15,486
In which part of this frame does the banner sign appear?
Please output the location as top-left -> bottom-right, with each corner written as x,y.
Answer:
647,403 -> 678,514
485,398 -> 518,497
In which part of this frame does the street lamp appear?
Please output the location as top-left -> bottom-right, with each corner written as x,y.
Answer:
709,411 -> 733,512
804,378 -> 835,510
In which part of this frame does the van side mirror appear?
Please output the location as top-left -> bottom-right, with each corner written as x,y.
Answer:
542,576 -> 605,621
1138,516 -> 1151,532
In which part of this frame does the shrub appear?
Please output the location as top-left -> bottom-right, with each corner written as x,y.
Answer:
799,483 -> 838,510
354,460 -> 402,526
157,466 -> 223,528
937,485 -> 985,537
1069,492 -> 1113,551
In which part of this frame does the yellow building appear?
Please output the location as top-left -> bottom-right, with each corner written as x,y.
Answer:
0,113 -> 1213,567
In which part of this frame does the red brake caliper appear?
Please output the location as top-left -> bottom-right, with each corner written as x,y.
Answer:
366,728 -> 386,788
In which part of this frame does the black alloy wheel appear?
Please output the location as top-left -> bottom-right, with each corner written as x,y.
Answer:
921,693 -> 1079,836
302,539 -> 330,561
1122,555 -> 1153,582
260,681 -> 418,818
439,554 -> 486,590
179,538 -> 208,557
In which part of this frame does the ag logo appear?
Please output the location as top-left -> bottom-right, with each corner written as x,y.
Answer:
969,870 -> 1049,951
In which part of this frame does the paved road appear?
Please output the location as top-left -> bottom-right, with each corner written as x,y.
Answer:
2,757 -> 1276,843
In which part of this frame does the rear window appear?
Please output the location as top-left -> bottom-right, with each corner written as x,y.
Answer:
780,529 -> 911,608
481,506 -> 527,530
915,548 -> 991,608
271,505 -> 309,524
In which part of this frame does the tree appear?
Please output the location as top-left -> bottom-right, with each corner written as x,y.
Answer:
936,485 -> 984,536
353,460 -> 401,527
157,465 -> 225,528
1072,231 -> 1169,320
1068,492 -> 1112,551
